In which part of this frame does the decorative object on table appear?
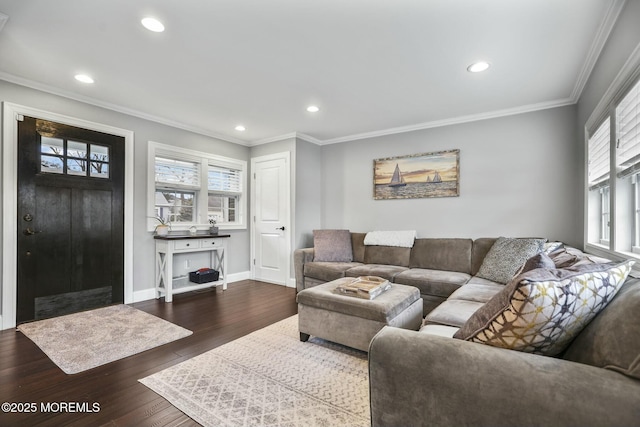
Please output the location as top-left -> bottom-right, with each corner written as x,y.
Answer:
189,267 -> 219,283
334,276 -> 392,300
189,225 -> 197,236
151,216 -> 170,236
373,149 -> 460,200
209,218 -> 219,235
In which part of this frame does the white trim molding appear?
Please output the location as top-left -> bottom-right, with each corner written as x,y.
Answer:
1,103 -> 135,330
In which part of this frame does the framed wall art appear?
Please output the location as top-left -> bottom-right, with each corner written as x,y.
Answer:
373,149 -> 459,200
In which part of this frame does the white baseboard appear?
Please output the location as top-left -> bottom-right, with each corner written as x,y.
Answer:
132,288 -> 157,303
227,271 -> 251,283
132,271 -> 253,303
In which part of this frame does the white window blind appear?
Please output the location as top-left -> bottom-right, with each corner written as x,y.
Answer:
208,165 -> 242,194
617,79 -> 640,178
588,117 -> 610,188
155,157 -> 200,189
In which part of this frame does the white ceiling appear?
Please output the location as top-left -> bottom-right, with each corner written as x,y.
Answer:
0,0 -> 624,146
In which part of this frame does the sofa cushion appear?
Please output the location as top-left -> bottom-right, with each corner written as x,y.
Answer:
423,299 -> 485,328
476,237 -> 545,284
454,260 -> 634,356
563,277 -> 640,380
313,229 -> 353,262
364,246 -> 411,267
304,261 -> 363,282
548,245 -> 610,268
466,276 -> 504,286
393,269 -> 471,298
447,283 -> 504,303
351,233 -> 367,263
409,238 -> 473,274
419,324 -> 460,338
345,264 -> 408,281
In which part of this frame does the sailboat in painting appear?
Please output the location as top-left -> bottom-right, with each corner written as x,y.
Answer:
388,164 -> 407,187
427,171 -> 442,183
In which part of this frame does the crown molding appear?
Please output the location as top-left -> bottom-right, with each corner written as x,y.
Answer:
0,71 -> 250,146
249,132 -> 322,147
570,0 -> 626,102
318,98 -> 575,145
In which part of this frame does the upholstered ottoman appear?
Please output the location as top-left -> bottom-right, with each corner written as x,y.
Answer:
296,278 -> 423,352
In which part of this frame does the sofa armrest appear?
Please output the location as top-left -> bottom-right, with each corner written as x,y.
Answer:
369,327 -> 640,427
294,248 -> 315,292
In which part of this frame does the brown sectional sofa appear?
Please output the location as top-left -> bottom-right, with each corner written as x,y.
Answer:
294,233 -> 503,315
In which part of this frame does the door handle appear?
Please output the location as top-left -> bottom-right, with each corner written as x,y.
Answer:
23,227 -> 43,236
276,226 -> 285,231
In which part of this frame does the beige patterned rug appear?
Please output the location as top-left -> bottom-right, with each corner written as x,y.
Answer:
139,315 -> 370,427
18,304 -> 192,374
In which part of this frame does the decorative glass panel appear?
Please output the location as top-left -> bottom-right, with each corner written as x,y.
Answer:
90,162 -> 109,179
67,159 -> 87,176
91,144 -> 109,162
41,155 -> 64,174
41,137 -> 64,155
67,140 -> 87,159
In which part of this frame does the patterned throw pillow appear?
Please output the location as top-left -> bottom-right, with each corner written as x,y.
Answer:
313,229 -> 353,262
454,260 -> 634,356
476,237 -> 546,284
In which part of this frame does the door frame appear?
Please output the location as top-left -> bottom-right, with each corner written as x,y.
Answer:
250,151 -> 293,287
1,102 -> 134,329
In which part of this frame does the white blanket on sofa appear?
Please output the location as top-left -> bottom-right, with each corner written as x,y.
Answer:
364,230 -> 417,248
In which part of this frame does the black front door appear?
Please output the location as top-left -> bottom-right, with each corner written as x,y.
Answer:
16,116 -> 125,323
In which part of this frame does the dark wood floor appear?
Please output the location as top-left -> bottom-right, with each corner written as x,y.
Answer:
0,280 -> 297,427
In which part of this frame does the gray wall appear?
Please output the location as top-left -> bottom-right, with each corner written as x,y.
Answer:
319,106 -> 581,246
294,138 -> 322,249
0,80 -> 251,304
576,0 -> 640,247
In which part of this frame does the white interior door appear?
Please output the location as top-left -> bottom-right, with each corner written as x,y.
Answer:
252,152 -> 290,285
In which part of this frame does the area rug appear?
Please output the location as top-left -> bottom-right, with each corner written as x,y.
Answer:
18,304 -> 192,374
139,315 -> 370,427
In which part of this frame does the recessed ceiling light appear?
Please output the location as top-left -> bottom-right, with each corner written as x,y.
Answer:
141,17 -> 165,32
74,74 -> 94,84
235,125 -> 246,132
467,61 -> 490,73
306,105 -> 320,113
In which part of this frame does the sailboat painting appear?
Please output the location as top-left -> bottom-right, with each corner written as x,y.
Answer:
374,149 -> 459,200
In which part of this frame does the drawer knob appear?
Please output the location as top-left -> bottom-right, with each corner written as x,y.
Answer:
186,243 -> 190,247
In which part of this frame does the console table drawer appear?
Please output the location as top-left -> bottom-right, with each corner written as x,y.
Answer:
200,239 -> 221,248
174,240 -> 198,250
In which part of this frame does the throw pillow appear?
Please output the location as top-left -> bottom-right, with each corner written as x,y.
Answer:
313,229 -> 353,262
513,252 -> 556,276
454,259 -> 634,356
476,237 -> 546,284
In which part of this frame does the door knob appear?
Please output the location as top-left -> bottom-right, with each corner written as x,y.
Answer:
23,227 -> 43,236
276,226 -> 285,231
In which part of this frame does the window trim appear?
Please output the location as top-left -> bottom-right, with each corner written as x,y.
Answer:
147,141 -> 247,232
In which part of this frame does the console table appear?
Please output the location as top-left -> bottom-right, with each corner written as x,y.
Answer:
154,234 -> 230,302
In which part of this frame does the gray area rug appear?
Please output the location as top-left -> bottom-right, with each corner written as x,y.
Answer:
139,315 -> 370,427
18,304 -> 192,374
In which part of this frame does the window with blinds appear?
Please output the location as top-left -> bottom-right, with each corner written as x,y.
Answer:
617,79 -> 640,178
148,141 -> 247,230
155,157 -> 200,189
588,118 -> 610,189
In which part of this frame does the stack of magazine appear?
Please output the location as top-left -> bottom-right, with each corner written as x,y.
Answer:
334,276 -> 392,300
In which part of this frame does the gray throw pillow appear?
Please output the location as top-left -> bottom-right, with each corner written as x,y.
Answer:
313,229 -> 353,262
476,237 -> 546,284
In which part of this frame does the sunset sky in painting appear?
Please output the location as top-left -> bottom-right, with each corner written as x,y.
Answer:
374,151 -> 459,184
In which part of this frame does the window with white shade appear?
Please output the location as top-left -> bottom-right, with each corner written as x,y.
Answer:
148,141 -> 247,231
585,73 -> 640,257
